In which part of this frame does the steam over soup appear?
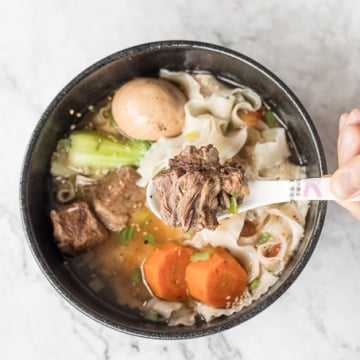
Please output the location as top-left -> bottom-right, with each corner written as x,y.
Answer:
49,70 -> 308,325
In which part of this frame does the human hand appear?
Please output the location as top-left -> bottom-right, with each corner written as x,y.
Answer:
330,108 -> 360,220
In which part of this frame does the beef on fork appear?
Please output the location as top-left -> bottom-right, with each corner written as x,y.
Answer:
152,144 -> 249,232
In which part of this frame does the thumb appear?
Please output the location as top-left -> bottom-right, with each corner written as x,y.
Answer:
331,155 -> 360,199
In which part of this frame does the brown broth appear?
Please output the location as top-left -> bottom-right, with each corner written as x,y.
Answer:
68,205 -> 186,311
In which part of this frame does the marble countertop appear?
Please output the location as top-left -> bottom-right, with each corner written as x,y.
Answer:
1,0 -> 360,359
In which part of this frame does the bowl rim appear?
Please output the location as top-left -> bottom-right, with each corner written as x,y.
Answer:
20,39 -> 327,339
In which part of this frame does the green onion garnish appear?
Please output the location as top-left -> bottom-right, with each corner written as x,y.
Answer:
118,226 -> 136,244
88,277 -> 105,293
249,277 -> 260,292
230,195 -> 239,214
57,138 -> 71,151
265,110 -> 277,128
257,232 -> 272,245
108,111 -> 116,127
185,229 -> 196,238
131,268 -> 141,285
137,211 -> 151,222
191,249 -> 214,262
137,211 -> 153,227
184,130 -> 200,141
143,233 -> 156,245
143,310 -> 159,321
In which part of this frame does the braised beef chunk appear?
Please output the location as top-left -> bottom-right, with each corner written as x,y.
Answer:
50,201 -> 108,256
93,166 -> 145,231
152,145 -> 249,232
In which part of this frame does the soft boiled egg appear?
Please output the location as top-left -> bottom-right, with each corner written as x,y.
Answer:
111,78 -> 186,141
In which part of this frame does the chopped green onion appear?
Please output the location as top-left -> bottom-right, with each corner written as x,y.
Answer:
184,130 -> 200,141
143,233 -> 156,245
230,195 -> 239,214
191,249 -> 214,262
118,226 -> 136,244
185,229 -> 196,238
265,110 -> 277,128
156,167 -> 167,175
88,277 -> 105,293
75,251 -> 93,268
131,268 -> 141,285
249,277 -> 260,292
140,219 -> 152,227
143,310 -> 159,321
257,232 -> 272,245
108,111 -> 116,127
136,211 -> 153,227
136,211 -> 151,222
57,138 -> 71,151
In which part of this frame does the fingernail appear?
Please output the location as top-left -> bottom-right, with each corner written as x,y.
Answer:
332,172 -> 359,199
339,109 -> 360,131
339,113 -> 349,131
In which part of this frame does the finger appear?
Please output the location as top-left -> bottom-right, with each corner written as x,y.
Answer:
339,112 -> 350,131
331,154 -> 360,199
338,124 -> 360,166
339,108 -> 360,131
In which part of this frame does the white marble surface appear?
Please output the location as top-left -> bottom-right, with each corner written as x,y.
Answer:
1,0 -> 360,358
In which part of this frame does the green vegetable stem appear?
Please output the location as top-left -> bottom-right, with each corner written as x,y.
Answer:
51,130 -> 152,176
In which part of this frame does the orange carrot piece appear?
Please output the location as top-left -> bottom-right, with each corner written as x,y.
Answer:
143,242 -> 194,302
185,247 -> 248,308
238,108 -> 264,126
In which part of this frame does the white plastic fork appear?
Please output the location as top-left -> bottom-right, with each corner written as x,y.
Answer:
146,177 -> 360,220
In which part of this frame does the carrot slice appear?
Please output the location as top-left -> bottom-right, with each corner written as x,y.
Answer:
238,107 -> 265,126
185,247 -> 248,308
143,242 -> 194,302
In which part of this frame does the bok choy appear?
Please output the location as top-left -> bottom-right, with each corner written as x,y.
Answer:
51,130 -> 152,176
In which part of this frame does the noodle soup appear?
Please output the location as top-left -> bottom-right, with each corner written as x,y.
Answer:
49,70 -> 309,325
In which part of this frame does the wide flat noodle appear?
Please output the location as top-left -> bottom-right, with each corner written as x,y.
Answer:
137,71 -> 254,186
144,298 -> 197,326
195,290 -> 252,322
260,161 -> 306,180
257,237 -> 287,274
247,128 -> 290,171
267,203 -> 307,252
251,267 -> 279,300
160,69 -> 202,100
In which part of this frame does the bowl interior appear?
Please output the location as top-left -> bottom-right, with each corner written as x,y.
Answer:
20,41 -> 327,339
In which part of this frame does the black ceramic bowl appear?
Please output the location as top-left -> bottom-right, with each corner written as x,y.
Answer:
20,40 -> 327,339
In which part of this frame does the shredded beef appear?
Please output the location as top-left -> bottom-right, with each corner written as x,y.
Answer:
93,166 -> 145,231
152,145 -> 249,232
50,201 -> 108,256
